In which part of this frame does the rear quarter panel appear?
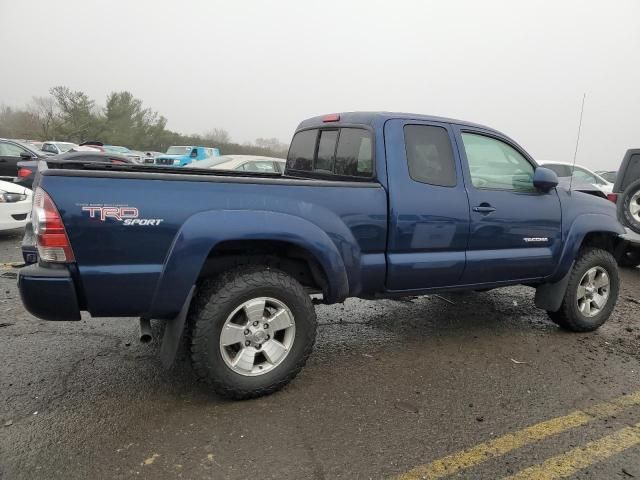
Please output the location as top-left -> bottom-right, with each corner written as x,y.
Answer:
39,174 -> 387,317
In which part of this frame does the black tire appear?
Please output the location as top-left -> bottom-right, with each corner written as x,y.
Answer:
618,178 -> 640,235
547,248 -> 619,332
618,248 -> 640,268
189,266 -> 317,400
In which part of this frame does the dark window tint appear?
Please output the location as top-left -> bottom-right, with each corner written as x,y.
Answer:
335,128 -> 373,177
315,130 -> 338,171
404,125 -> 456,187
41,143 -> 58,154
287,129 -> 317,171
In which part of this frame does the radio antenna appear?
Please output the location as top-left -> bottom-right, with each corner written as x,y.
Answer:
569,93 -> 586,193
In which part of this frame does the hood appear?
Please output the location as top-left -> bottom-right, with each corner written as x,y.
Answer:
0,179 -> 31,195
156,154 -> 185,159
557,178 -> 606,198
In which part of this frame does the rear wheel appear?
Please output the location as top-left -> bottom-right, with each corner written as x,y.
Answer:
189,266 -> 317,399
618,179 -> 640,235
547,248 -> 619,332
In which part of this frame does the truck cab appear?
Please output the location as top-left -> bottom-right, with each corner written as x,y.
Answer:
155,146 -> 221,166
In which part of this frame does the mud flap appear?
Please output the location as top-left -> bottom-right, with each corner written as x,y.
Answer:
159,286 -> 195,368
534,265 -> 573,312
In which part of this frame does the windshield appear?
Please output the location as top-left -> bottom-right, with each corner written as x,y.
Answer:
58,143 -> 76,153
166,146 -> 190,155
105,145 -> 130,153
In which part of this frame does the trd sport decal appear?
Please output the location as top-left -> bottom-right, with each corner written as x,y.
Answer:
78,204 -> 164,226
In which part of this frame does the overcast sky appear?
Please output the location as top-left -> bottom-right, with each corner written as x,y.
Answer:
1,0 -> 638,169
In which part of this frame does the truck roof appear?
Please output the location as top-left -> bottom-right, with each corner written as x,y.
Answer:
296,111 -> 500,134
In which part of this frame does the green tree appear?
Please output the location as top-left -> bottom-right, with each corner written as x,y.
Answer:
49,86 -> 103,142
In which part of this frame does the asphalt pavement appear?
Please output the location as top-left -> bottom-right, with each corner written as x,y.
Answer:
1,229 -> 639,479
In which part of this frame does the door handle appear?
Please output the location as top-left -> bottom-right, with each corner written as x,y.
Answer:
473,204 -> 496,214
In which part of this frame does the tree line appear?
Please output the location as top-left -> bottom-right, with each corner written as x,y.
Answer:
0,86 -> 288,157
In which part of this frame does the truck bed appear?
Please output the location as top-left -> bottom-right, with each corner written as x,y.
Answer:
36,163 -> 388,318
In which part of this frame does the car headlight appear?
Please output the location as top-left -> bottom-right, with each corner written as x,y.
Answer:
0,190 -> 27,203
173,159 -> 181,165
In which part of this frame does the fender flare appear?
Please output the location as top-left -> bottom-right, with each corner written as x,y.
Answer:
551,213 -> 624,282
536,213 -> 624,311
147,210 -> 353,319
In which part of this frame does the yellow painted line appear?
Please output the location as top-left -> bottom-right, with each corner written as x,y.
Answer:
395,390 -> 640,480
504,422 -> 640,480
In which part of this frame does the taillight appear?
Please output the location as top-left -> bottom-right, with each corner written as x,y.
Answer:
32,188 -> 75,263
606,193 -> 618,204
18,168 -> 32,178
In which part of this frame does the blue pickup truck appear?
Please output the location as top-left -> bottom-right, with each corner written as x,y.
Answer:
154,145 -> 221,166
19,112 -> 625,399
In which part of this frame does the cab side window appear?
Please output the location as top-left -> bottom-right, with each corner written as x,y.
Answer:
404,125 -> 456,187
461,133 -> 535,192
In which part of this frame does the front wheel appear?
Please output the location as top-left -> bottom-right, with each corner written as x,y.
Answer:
547,248 -> 619,332
189,266 -> 317,399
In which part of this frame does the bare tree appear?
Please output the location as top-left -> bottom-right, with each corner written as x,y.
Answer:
254,137 -> 288,154
203,128 -> 231,144
29,96 -> 59,139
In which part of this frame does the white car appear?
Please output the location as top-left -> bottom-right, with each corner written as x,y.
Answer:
0,180 -> 32,231
540,161 -> 614,194
187,155 -> 286,173
41,141 -> 79,155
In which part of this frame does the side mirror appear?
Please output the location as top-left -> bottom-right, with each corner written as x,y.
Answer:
533,167 -> 559,192
20,152 -> 33,160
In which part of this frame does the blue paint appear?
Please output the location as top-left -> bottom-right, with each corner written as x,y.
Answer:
20,112 -> 624,321
155,146 -> 221,166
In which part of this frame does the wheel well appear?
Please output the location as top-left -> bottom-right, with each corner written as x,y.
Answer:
197,240 -> 327,295
580,231 -> 622,257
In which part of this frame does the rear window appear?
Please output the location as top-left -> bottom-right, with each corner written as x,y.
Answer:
335,128 -> 373,177
315,130 -> 338,172
287,129 -> 316,171
287,127 -> 373,178
404,125 -> 456,187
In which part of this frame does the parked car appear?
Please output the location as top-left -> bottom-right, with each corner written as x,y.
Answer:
0,179 -> 32,231
540,161 -> 614,194
26,140 -> 44,150
187,155 -> 285,173
612,149 -> 640,267
103,145 -> 142,163
14,151 -> 134,189
0,139 -> 50,178
142,151 -> 164,164
155,146 -> 221,166
41,141 -> 78,155
596,170 -> 618,183
18,112 -> 624,400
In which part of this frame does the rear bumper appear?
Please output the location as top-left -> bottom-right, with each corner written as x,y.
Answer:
18,264 -> 81,321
